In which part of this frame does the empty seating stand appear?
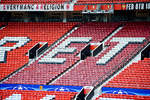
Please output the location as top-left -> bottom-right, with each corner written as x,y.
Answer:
2,22 -> 119,85
1,22 -> 150,92
52,22 -> 150,86
51,22 -> 123,86
0,22 -> 77,81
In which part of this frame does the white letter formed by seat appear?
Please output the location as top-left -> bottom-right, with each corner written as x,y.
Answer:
5,94 -> 55,100
96,37 -> 145,65
5,94 -> 21,100
0,37 -> 30,63
39,37 -> 92,64
40,95 -> 55,100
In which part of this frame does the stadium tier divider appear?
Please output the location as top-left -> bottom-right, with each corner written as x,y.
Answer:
0,22 -> 7,30
28,42 -> 48,59
141,43 -> 150,60
80,43 -> 103,60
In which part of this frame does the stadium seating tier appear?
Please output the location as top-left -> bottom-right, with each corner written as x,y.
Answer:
52,22 -> 150,86
0,22 -> 77,81
3,22 -> 119,85
1,22 -> 150,100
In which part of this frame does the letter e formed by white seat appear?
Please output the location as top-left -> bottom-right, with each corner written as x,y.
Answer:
39,37 -> 92,64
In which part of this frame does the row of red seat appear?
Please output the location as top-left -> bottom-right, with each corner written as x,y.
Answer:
115,22 -> 150,40
4,57 -> 80,85
96,93 -> 150,100
104,58 -> 150,89
0,22 -> 77,81
70,22 -> 119,42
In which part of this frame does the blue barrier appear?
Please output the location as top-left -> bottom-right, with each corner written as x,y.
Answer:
102,87 -> 150,96
0,84 -> 83,92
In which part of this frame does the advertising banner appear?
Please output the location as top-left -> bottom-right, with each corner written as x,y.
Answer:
102,87 -> 150,96
0,4 -> 74,11
126,2 -> 150,10
0,84 -> 83,92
